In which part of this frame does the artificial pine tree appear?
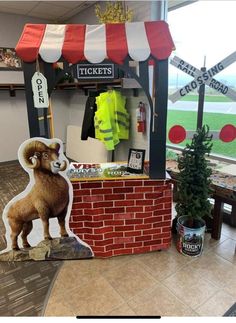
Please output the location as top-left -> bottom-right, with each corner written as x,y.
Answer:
175,125 -> 213,228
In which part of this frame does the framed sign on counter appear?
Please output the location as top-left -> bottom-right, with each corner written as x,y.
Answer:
127,149 -> 145,174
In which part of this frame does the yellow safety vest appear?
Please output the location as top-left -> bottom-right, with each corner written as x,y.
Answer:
95,90 -> 129,150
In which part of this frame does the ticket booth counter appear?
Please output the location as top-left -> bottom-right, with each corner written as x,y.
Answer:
16,21 -> 175,257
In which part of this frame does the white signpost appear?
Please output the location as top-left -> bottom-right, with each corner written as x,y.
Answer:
169,52 -> 236,103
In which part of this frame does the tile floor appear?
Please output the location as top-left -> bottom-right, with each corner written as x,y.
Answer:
44,223 -> 236,317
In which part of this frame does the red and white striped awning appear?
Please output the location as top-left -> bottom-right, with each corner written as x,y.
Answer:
15,21 -> 175,65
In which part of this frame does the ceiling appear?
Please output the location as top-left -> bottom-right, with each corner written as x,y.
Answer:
0,1 -> 97,22
0,1 -> 194,23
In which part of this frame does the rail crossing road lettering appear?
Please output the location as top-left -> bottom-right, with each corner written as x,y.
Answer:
169,52 -> 236,103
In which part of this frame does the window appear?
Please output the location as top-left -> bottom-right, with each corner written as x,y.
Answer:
167,1 -> 236,159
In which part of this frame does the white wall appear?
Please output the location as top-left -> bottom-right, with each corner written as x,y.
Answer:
0,91 -> 29,162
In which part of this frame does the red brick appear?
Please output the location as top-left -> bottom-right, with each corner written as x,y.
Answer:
113,187 -> 134,194
136,199 -> 153,206
106,243 -> 124,251
104,220 -> 124,226
72,215 -> 93,222
81,182 -> 102,189
115,200 -> 135,207
73,202 -> 92,209
155,209 -> 171,216
125,219 -> 143,225
115,225 -> 134,232
93,226 -> 113,234
84,208 -> 104,215
125,242 -> 143,248
156,232 -> 171,238
164,215 -> 171,221
135,224 -> 152,230
93,214 -> 113,222
84,221 -> 103,228
73,189 -> 90,196
93,201 -> 113,208
92,188 -> 112,195
125,180 -> 143,187
144,216 -> 163,224
145,192 -> 163,199
115,212 -> 134,220
95,251 -> 113,258
144,239 -> 162,246
126,206 -> 143,213
126,193 -> 144,200
105,207 -> 125,214
113,248 -> 133,256
162,227 -> 171,233
72,182 -> 81,189
157,197 -> 172,204
105,194 -> 125,201
83,195 -> 103,202
164,190 -> 172,197
114,237 -> 134,244
133,246 -> 151,254
73,196 -> 82,203
135,212 -> 153,219
84,233 -> 104,240
153,221 -> 170,228
143,180 -> 162,186
71,209 -> 84,216
143,228 -> 162,235
144,205 -> 159,212
124,230 -> 142,237
92,246 -> 106,252
153,203 -> 164,210
104,231 -> 123,239
94,239 -> 114,246
135,235 -> 152,242
103,181 -> 124,187
73,227 -> 93,234
135,186 -> 153,193
164,202 -> 172,209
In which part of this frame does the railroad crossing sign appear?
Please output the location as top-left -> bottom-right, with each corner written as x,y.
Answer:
169,52 -> 236,103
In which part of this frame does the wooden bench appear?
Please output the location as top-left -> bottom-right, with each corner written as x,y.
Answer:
166,160 -> 236,240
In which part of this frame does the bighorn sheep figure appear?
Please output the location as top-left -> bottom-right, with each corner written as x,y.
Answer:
5,139 -> 70,250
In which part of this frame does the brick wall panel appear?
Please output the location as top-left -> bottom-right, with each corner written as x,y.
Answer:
71,178 -> 172,258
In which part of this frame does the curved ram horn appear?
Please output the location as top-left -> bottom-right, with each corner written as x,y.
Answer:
49,143 -> 60,153
22,141 -> 47,169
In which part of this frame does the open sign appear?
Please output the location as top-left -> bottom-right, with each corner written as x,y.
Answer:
31,72 -> 49,108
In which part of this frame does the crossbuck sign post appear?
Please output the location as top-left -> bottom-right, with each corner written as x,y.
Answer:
169,52 -> 236,129
169,52 -> 236,103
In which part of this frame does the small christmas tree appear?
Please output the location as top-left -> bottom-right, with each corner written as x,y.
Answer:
175,125 -> 213,227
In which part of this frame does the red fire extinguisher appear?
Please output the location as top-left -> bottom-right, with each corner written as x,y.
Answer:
136,101 -> 146,133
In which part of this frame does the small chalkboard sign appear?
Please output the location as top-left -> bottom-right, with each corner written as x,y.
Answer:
127,149 -> 145,174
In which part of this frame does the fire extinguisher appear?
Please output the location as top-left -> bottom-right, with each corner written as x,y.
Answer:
136,101 -> 146,133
